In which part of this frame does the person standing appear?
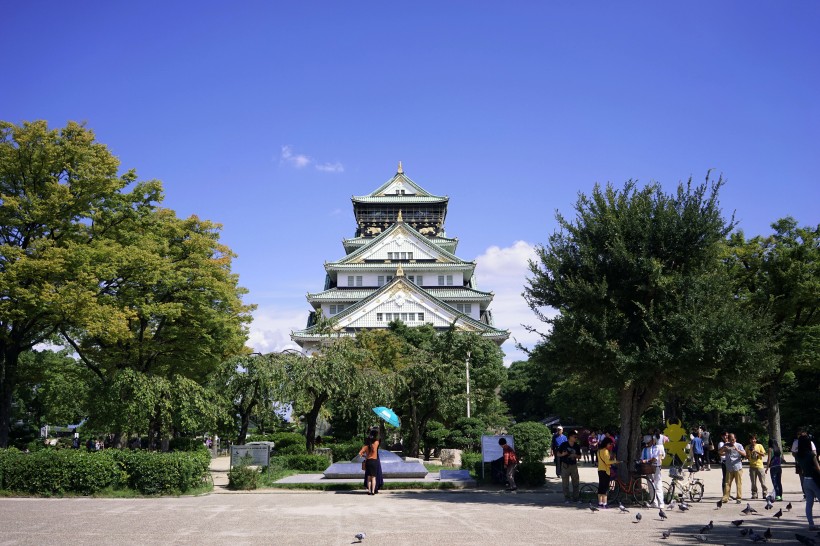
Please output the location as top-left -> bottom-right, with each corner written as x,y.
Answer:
690,429 -> 705,471
640,434 -> 666,509
746,434 -> 768,499
766,438 -> 783,501
792,430 -> 817,498
718,431 -> 730,486
719,432 -> 746,504
499,437 -> 519,491
795,435 -> 820,531
588,429 -> 600,465
701,427 -> 713,470
552,426 -> 567,478
359,428 -> 381,495
558,431 -> 582,502
597,437 -> 618,508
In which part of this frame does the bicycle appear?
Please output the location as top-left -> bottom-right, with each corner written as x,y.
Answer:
663,465 -> 704,503
579,472 -> 655,505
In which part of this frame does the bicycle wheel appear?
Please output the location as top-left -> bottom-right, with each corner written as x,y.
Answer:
632,476 -> 655,505
689,481 -> 704,502
579,484 -> 598,503
607,479 -> 623,504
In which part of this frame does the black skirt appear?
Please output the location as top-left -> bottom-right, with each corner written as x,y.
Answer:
365,458 -> 380,475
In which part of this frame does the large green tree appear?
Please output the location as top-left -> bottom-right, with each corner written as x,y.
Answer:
524,177 -> 765,473
726,217 -> 819,447
0,120 -> 160,447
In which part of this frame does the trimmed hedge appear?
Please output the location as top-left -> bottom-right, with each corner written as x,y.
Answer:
0,448 -> 210,496
327,441 -> 361,463
270,454 -> 330,472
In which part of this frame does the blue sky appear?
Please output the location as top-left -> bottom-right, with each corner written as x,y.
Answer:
3,2 -> 819,363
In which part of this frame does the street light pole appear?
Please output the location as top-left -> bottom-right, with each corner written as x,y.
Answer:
466,351 -> 471,419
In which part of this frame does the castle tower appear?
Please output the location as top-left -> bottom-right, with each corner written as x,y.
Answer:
291,164 -> 509,352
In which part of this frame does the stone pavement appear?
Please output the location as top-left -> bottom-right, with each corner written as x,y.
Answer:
0,458 -> 813,545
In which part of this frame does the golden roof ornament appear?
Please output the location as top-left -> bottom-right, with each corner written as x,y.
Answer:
397,210 -> 403,222
396,263 -> 404,277
397,161 -> 403,174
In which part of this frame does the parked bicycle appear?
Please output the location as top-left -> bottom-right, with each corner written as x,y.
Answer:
663,465 -> 704,503
580,471 -> 655,505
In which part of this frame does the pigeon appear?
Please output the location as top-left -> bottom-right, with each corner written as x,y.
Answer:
354,532 -> 366,542
766,493 -> 774,503
618,503 -> 629,513
764,499 -> 773,510
795,534 -> 817,546
698,525 -> 711,534
732,519 -> 744,527
635,512 -> 642,522
661,530 -> 671,539
740,528 -> 751,537
708,520 -> 714,530
750,531 -> 767,543
679,502 -> 690,512
742,503 -> 758,515
692,534 -> 709,543
764,528 -> 772,539
668,499 -> 677,510
773,508 -> 783,519
786,502 -> 792,511
659,508 -> 668,520
716,499 -> 723,509
588,503 -> 599,512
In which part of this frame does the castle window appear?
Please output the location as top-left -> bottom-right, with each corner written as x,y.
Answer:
377,313 -> 383,321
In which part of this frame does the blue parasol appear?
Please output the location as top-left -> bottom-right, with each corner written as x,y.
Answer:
372,406 -> 401,428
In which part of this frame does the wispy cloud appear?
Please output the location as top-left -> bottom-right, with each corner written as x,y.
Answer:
247,304 -> 307,354
280,145 -> 343,173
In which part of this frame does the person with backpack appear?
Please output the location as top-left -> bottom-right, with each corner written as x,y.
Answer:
499,437 -> 518,491
766,438 -> 783,501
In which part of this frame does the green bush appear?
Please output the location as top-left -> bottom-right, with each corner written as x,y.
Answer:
278,443 -> 307,455
509,421 -> 551,463
168,437 -> 208,452
270,454 -> 331,472
446,418 -> 489,451
0,449 -> 124,495
460,451 -> 482,477
271,432 -> 305,450
327,441 -> 361,462
517,462 -> 546,486
110,449 -> 210,495
422,421 -> 449,459
228,454 -> 258,490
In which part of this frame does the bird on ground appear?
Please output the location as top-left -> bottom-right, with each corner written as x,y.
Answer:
679,502 -> 690,512
795,534 -> 817,546
773,508 -> 783,519
354,532 -> 366,543
659,508 -> 668,520
750,531 -> 767,543
668,499 -> 677,510
661,530 -> 671,540
743,503 -> 759,515
732,519 -> 744,527
787,502 -> 793,511
588,503 -> 599,513
635,512 -> 642,522
740,528 -> 751,537
618,502 -> 629,513
764,499 -> 773,510
692,534 -> 709,543
698,525 -> 711,534
764,528 -> 772,539
766,493 -> 774,503
708,520 -> 714,530
716,499 -> 723,509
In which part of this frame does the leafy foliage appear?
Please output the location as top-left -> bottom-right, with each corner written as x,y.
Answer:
509,421 -> 551,463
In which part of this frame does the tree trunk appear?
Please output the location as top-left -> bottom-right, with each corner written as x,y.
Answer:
0,346 -> 20,448
304,395 -> 327,453
617,382 -> 662,480
766,382 -> 782,450
237,404 -> 253,445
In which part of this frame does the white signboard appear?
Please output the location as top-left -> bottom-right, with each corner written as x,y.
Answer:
481,434 -> 514,463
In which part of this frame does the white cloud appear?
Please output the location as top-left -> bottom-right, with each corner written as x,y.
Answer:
280,145 -> 344,173
247,304 -> 308,354
474,241 -> 555,365
315,162 -> 344,173
280,145 -> 311,169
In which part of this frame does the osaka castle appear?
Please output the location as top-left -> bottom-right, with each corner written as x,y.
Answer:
291,163 -> 510,352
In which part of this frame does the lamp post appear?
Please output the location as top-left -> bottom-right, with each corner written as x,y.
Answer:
466,351 -> 471,419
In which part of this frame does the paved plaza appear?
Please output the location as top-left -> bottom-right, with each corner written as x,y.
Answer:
0,460 -> 815,545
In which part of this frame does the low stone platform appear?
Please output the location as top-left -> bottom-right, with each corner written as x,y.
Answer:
323,449 -> 428,479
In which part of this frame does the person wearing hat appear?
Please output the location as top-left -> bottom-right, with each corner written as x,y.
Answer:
640,433 -> 666,508
558,430 -> 583,502
552,426 -> 567,478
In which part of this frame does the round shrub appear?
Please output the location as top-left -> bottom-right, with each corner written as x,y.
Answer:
271,432 -> 305,450
460,451 -> 482,477
228,465 -> 259,490
509,421 -> 551,463
327,441 -> 361,462
517,461 -> 546,487
277,443 -> 307,455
